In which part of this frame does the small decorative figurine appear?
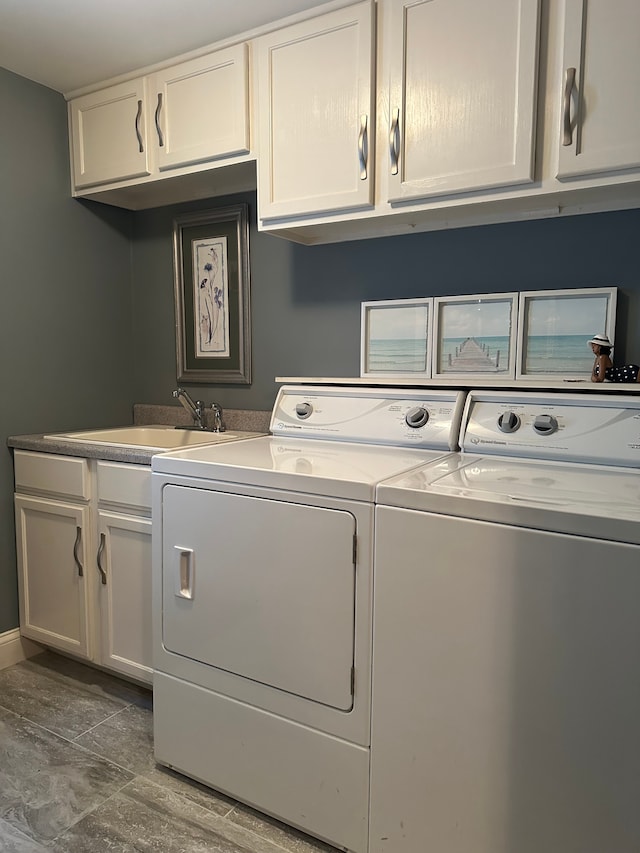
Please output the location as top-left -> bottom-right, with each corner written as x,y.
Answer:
589,334 -> 640,383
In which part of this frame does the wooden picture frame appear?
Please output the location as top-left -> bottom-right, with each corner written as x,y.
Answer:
173,204 -> 251,384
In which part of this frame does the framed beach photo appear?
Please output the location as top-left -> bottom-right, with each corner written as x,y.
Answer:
360,298 -> 433,378
433,293 -> 518,379
173,204 -> 251,384
516,287 -> 617,379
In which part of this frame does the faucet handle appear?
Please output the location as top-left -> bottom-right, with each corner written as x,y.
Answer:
210,402 -> 225,432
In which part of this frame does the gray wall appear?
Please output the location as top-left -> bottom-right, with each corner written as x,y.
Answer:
2,64 -> 640,634
0,68 -> 134,632
131,195 -> 640,412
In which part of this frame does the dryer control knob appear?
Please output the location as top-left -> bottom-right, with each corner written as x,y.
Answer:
533,414 -> 558,435
405,406 -> 429,428
498,411 -> 521,433
295,401 -> 313,419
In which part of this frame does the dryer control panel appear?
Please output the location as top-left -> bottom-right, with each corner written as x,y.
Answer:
462,391 -> 640,467
270,386 -> 466,449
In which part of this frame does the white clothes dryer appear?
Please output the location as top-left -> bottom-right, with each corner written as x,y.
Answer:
371,391 -> 640,853
151,385 -> 465,853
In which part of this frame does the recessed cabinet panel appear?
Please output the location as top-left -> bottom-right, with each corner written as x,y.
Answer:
152,44 -> 250,172
557,0 -> 640,179
15,495 -> 91,658
70,78 -> 151,188
98,511 -> 153,681
97,461 -> 151,510
14,450 -> 89,499
257,0 -> 375,220
386,0 -> 540,202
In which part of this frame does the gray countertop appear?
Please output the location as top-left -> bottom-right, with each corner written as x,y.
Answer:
7,433 -> 161,466
7,404 -> 272,466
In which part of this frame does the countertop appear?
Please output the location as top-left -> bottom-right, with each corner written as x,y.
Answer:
7,404 -> 272,466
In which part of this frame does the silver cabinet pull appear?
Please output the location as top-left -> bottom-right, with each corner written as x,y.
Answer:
155,93 -> 164,147
134,99 -> 144,153
73,526 -> 84,578
358,114 -> 368,180
562,67 -> 576,146
97,532 -> 107,585
389,107 -> 400,175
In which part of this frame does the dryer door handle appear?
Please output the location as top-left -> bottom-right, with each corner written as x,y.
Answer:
174,546 -> 195,600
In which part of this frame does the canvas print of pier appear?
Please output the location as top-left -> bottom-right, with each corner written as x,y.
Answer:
433,294 -> 517,379
361,298 -> 433,377
516,287 -> 617,379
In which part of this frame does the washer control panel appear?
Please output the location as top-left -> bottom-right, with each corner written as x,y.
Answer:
271,386 -> 466,449
462,391 -> 640,467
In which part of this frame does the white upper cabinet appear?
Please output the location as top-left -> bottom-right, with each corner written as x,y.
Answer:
385,0 -> 540,202
69,44 -> 250,190
70,78 -> 151,189
256,0 -> 375,220
150,44 -> 250,172
556,0 -> 640,180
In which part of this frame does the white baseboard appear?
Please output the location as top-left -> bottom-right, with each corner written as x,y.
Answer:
0,629 -> 43,670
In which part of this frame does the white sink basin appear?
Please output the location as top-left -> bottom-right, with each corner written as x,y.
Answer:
44,425 -> 259,450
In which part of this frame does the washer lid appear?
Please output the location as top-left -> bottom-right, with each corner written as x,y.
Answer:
377,454 -> 640,543
153,435 -> 451,500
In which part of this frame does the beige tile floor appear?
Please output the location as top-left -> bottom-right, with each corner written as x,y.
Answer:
0,652 -> 338,852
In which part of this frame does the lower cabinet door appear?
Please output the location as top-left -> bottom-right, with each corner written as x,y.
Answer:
97,510 -> 153,684
15,494 -> 92,659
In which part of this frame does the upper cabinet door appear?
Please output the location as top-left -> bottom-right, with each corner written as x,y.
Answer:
151,44 -> 250,172
386,0 -> 540,203
557,0 -> 640,180
70,78 -> 151,188
257,1 -> 375,220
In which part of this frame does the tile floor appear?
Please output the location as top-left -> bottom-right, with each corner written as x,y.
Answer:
0,652 -> 338,852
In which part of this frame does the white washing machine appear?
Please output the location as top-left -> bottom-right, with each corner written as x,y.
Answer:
371,390 -> 640,853
151,385 -> 465,853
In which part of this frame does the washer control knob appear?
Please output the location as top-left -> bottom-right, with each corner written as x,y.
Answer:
533,414 -> 558,435
405,406 -> 429,428
498,411 -> 521,433
295,401 -> 313,419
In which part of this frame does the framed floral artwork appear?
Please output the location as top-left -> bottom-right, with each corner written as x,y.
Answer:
173,204 -> 251,384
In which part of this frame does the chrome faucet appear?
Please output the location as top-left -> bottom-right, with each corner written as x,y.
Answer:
173,388 -> 206,430
211,402 -> 225,433
172,388 -> 225,432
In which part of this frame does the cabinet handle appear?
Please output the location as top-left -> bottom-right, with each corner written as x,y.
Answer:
134,99 -> 144,153
358,114 -> 368,181
96,532 -> 107,585
155,93 -> 164,147
389,107 -> 400,176
562,67 -> 576,146
73,526 -> 84,578
174,546 -> 194,600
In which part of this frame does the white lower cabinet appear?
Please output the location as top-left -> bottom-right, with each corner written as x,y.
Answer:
15,494 -> 93,660
97,510 -> 153,682
14,451 -> 153,685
